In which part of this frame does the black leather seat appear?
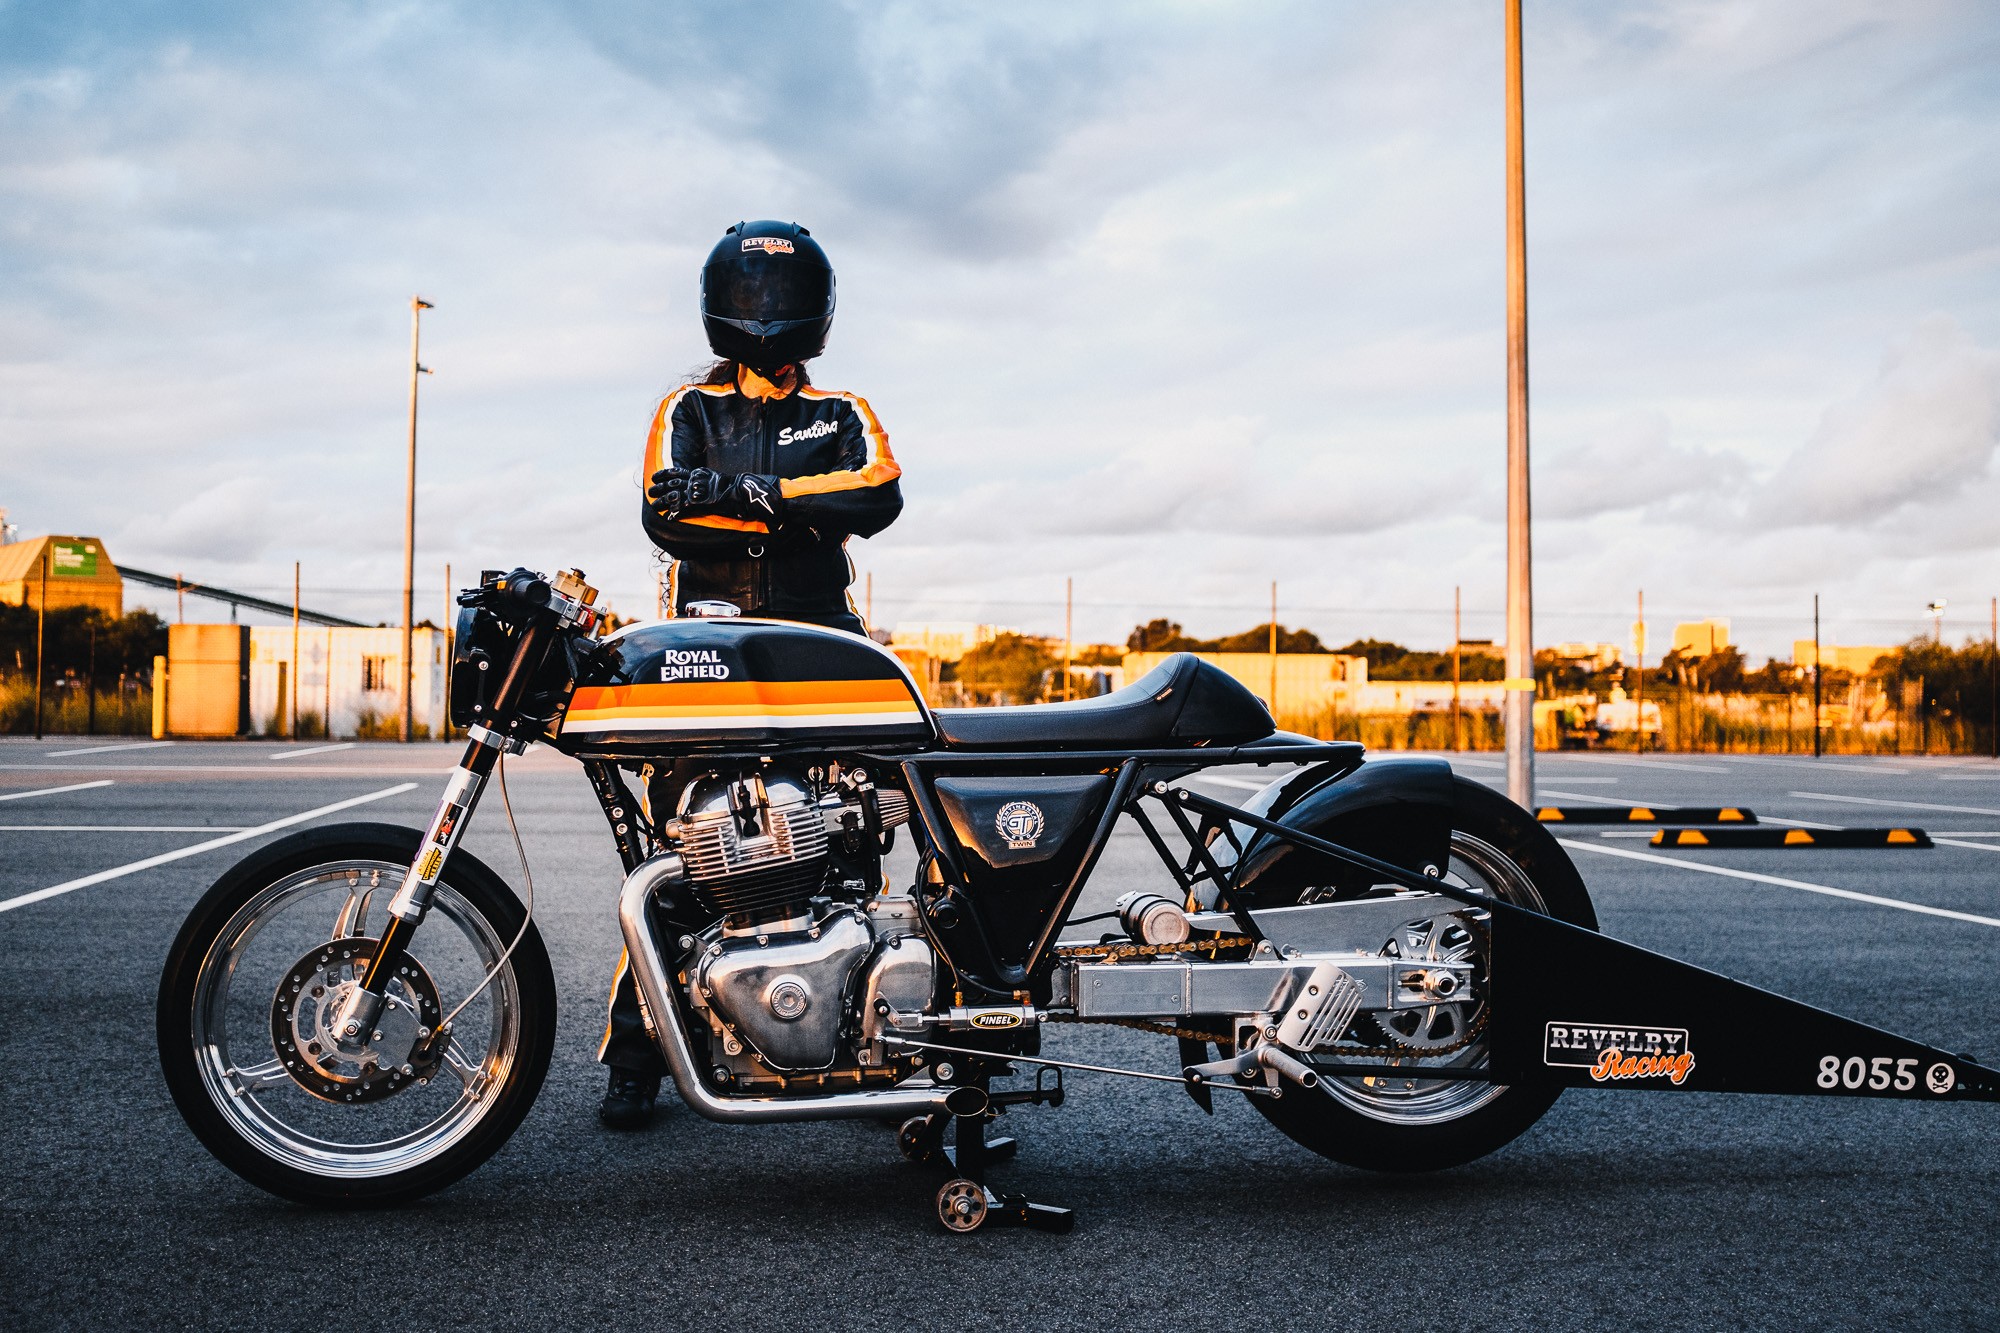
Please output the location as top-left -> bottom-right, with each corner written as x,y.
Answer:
933,653 -> 1276,750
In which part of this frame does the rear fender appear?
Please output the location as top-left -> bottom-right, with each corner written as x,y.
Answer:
1227,757 -> 1454,907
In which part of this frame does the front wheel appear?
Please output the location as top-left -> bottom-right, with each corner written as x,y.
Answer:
158,823 -> 556,1206
1243,776 -> 1596,1172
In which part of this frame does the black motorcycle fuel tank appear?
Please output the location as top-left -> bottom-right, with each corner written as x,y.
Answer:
552,618 -> 934,755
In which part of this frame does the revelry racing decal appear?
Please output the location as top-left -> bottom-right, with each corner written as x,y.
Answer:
742,237 -> 794,254
1544,1022 -> 1696,1086
660,649 -> 733,683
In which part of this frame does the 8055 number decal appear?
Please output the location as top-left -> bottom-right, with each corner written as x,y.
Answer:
1817,1055 -> 1955,1095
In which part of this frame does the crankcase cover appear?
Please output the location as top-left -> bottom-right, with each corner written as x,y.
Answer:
697,907 -> 874,1073
554,618 -> 933,754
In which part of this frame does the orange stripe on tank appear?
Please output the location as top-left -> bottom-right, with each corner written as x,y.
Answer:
572,679 -> 914,711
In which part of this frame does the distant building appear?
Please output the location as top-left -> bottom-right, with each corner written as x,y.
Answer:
1123,650 -> 1369,718
1792,642 -> 1895,675
890,621 -> 1009,663
0,535 -> 123,617
1549,641 -> 1623,672
1672,619 -> 1731,658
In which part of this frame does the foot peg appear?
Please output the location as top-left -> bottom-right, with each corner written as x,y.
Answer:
1184,1043 -> 1322,1095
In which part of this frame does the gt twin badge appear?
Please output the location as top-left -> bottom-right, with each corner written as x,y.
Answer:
1544,1022 -> 1696,1086
995,800 -> 1046,850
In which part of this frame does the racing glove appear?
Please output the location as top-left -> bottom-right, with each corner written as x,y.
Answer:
648,467 -> 786,524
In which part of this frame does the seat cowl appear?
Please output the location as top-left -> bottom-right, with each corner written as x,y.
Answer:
934,654 -> 1274,751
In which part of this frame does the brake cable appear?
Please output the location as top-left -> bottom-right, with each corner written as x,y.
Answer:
434,749 -> 537,1035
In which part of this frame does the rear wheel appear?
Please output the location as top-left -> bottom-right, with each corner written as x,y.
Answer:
1242,777 -> 1595,1172
158,823 -> 556,1206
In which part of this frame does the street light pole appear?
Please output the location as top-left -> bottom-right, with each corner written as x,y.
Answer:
401,296 -> 434,744
1502,0 -> 1535,806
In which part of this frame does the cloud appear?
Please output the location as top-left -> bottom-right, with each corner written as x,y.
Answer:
2,2 -> 1999,658
1758,315 -> 2000,525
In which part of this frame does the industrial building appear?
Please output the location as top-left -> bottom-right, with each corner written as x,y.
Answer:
0,535 -> 123,616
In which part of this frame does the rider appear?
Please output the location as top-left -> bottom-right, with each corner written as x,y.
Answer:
599,219 -> 904,1128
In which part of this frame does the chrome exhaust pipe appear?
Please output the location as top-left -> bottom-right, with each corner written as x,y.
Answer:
617,853 -> 952,1124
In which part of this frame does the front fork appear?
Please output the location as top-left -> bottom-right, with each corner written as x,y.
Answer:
329,725 -> 513,1043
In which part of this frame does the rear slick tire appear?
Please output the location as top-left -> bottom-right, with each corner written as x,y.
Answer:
1244,776 -> 1596,1173
157,822 -> 556,1207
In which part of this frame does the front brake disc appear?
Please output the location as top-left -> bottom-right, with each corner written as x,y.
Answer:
269,938 -> 444,1104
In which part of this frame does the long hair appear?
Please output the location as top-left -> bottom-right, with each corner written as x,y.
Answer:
692,358 -> 811,387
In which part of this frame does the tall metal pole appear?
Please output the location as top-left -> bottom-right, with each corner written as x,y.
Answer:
441,562 -> 453,742
1634,589 -> 1644,752
1452,586 -> 1463,751
290,561 -> 301,740
1812,593 -> 1823,759
1269,580 -> 1279,713
1503,0 -> 1536,806
33,541 -> 48,739
1063,577 -> 1074,702
401,295 -> 433,744
1990,595 -> 1997,760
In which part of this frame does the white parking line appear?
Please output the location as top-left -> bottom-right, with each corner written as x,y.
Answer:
0,825 -> 251,833
1568,755 -> 1733,774
1559,839 -> 2000,929
1790,790 -> 2000,818
270,743 -> 357,761
1185,774 -> 1270,792
0,779 -> 115,804
1933,839 -> 2000,854
43,740 -> 176,758
1709,756 -> 1912,775
0,783 -> 419,915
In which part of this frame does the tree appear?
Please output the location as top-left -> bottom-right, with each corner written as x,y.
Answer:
1212,623 -> 1325,654
1333,639 -> 1409,670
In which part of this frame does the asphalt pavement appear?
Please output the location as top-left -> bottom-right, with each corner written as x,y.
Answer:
2,737 -> 1996,1330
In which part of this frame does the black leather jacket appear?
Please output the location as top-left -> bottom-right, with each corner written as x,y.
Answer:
641,374 -> 902,628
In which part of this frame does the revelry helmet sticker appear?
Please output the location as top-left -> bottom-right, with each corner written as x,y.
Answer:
995,800 -> 1046,850
742,237 -> 795,255
1544,1023 -> 1696,1086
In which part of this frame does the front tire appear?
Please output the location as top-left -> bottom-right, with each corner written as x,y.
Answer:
1245,776 -> 1596,1173
158,823 -> 556,1206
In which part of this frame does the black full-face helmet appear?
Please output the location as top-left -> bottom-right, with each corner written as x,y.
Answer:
700,220 -> 835,373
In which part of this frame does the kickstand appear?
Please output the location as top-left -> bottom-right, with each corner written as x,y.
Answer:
931,1076 -> 1074,1235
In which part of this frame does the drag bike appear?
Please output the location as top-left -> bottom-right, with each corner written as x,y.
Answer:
157,568 -> 2000,1231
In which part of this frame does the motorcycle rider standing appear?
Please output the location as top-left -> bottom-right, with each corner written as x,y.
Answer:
600,219 -> 904,1127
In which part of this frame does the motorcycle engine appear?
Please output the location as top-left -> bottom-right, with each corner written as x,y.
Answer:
670,763 -> 927,1082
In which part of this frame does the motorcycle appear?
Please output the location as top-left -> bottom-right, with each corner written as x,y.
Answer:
158,567 -> 2000,1232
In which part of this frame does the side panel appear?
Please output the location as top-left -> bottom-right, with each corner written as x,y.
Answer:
1228,757 -> 1454,905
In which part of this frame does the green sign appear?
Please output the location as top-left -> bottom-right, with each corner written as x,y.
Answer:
52,541 -> 97,577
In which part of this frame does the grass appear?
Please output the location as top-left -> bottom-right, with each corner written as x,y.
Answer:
0,677 -> 154,736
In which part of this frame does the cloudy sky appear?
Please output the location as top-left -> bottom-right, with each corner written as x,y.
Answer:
4,1 -> 1998,659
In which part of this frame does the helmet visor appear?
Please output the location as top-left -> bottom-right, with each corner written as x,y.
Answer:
703,257 -> 834,322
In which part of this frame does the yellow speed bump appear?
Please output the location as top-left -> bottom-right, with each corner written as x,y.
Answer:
1537,806 -> 1760,825
1649,827 -> 1933,849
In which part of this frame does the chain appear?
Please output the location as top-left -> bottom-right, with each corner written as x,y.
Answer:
1053,933 -> 1253,963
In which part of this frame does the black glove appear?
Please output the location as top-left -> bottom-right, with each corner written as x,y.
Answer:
647,466 -> 697,518
650,467 -> 784,523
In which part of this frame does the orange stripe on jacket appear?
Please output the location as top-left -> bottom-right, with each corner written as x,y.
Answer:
782,389 -> 901,499
644,383 -> 770,534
